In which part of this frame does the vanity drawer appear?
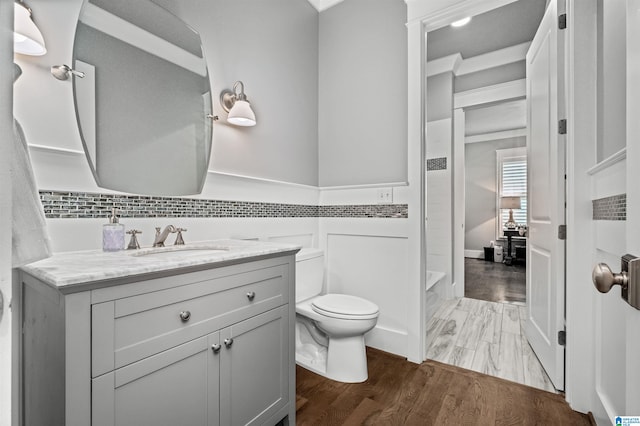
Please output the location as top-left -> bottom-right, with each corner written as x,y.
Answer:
92,264 -> 289,377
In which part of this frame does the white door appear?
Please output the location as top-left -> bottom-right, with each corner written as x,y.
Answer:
589,0 -> 640,422
524,0 -> 566,391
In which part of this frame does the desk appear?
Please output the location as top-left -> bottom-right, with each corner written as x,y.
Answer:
503,229 -> 521,265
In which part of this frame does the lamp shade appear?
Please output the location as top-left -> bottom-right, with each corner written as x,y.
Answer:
14,2 -> 46,56
500,196 -> 521,210
227,100 -> 256,127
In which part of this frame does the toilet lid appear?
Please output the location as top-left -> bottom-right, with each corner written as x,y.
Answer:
311,294 -> 379,318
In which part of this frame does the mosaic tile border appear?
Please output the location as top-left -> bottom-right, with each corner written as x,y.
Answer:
592,194 -> 626,221
39,191 -> 408,219
427,157 -> 447,171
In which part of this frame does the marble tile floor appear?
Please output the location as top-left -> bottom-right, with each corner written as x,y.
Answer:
426,296 -> 556,393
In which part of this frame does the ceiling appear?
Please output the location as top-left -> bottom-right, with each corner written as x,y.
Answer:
306,0 -> 345,12
427,0 -> 547,61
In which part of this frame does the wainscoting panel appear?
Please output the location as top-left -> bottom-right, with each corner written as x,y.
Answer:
324,229 -> 409,357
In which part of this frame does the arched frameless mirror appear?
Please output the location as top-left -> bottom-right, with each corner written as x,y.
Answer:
72,0 -> 212,195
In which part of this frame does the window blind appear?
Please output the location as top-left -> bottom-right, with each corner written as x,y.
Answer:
500,158 -> 527,228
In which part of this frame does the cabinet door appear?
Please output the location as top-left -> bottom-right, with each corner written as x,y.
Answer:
93,333 -> 221,426
220,306 -> 289,426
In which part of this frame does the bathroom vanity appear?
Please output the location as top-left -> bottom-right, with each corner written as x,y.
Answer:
17,240 -> 299,426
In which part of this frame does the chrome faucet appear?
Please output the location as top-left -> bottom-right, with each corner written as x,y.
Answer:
153,225 -> 177,247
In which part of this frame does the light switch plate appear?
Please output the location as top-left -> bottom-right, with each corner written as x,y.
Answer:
376,188 -> 393,204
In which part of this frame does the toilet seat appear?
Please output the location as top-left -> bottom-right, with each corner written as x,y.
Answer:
311,294 -> 379,320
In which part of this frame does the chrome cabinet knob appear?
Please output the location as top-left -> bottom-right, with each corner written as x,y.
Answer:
179,310 -> 191,322
246,291 -> 256,301
592,263 -> 628,293
211,344 -> 221,354
224,338 -> 234,348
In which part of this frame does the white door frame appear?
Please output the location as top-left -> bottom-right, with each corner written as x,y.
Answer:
408,0 -> 598,411
1,0 -> 15,425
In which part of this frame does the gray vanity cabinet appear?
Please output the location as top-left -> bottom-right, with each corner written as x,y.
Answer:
19,253 -> 296,426
92,305 -> 289,426
92,333 -> 219,426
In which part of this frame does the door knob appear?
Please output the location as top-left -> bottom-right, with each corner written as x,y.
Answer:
592,263 -> 628,293
224,338 -> 234,348
179,310 -> 191,322
211,344 -> 221,354
592,255 -> 640,310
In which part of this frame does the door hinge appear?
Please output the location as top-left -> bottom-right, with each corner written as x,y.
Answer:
558,225 -> 567,240
559,13 -> 567,30
558,330 -> 566,346
558,119 -> 567,134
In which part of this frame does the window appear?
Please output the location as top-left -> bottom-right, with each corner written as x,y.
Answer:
496,147 -> 527,238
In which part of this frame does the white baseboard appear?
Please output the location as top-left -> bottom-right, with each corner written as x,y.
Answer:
464,249 -> 484,259
365,325 -> 407,358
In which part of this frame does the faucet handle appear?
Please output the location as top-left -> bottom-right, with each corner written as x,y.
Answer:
175,228 -> 187,246
126,229 -> 142,250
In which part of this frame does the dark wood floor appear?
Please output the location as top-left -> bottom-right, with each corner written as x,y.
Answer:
464,258 -> 526,304
296,348 -> 592,425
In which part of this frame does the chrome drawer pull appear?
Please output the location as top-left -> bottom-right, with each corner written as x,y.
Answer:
246,291 -> 256,301
179,311 -> 191,322
224,338 -> 234,348
211,344 -> 221,354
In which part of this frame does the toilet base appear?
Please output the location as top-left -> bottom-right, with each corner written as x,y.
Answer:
295,319 -> 369,383
326,335 -> 368,383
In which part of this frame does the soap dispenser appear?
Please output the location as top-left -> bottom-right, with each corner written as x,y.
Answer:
103,208 -> 125,251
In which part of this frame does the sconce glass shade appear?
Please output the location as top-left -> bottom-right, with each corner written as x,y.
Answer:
14,2 -> 46,56
227,100 -> 256,127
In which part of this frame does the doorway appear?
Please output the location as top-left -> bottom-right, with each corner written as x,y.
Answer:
423,0 -> 554,392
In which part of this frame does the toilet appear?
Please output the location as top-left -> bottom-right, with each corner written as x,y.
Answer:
295,248 -> 379,383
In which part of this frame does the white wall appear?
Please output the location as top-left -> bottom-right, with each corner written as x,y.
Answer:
318,0 -> 408,187
597,0 -> 626,161
426,119 -> 452,293
319,184 -> 410,356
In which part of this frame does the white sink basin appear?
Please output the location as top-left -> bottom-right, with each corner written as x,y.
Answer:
131,245 -> 230,258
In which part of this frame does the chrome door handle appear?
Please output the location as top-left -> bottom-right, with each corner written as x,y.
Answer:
246,291 -> 255,301
211,344 -> 221,354
179,310 -> 191,322
592,263 -> 628,293
224,338 -> 234,348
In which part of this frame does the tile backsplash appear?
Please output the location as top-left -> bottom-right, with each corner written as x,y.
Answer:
39,191 -> 408,219
426,157 -> 447,171
592,194 -> 626,221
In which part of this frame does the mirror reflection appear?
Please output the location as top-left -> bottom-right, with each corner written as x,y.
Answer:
73,0 -> 212,195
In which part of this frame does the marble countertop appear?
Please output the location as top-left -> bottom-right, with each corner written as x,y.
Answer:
20,239 -> 301,290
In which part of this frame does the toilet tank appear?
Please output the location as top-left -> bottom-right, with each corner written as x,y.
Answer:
295,248 -> 324,303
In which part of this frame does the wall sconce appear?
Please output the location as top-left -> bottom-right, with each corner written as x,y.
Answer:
500,196 -> 521,229
14,1 -> 46,56
51,64 -> 85,80
220,81 -> 256,127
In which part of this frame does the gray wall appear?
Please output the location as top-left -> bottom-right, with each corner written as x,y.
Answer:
318,0 -> 407,187
427,73 -> 453,121
16,0 -> 319,188
146,0 -> 320,186
464,137 -> 526,251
